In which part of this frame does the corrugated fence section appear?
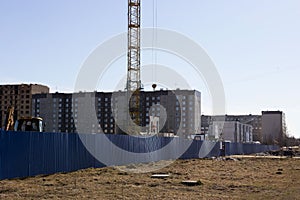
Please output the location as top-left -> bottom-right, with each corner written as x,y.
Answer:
0,130 -> 279,180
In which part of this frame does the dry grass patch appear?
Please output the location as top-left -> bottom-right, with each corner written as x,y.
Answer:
0,157 -> 299,199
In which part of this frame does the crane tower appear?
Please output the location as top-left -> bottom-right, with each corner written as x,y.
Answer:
127,0 -> 141,129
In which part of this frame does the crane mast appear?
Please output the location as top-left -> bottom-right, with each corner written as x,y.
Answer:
127,0 -> 141,130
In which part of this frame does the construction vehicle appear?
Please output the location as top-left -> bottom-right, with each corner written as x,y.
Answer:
14,116 -> 44,132
4,106 -> 44,132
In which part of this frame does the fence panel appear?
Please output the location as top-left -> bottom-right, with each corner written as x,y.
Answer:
0,130 -> 279,180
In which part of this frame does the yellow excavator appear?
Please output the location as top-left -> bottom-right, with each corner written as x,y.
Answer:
4,106 -> 44,132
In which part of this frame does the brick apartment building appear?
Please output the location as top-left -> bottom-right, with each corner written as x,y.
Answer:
0,84 -> 49,128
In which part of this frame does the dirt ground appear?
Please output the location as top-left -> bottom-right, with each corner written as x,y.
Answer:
1,156 -> 300,200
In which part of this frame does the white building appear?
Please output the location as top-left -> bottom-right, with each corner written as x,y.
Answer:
208,121 -> 253,143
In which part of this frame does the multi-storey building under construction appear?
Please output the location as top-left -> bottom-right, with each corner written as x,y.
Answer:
32,89 -> 201,138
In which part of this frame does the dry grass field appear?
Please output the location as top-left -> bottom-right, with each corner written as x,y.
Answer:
1,157 -> 300,200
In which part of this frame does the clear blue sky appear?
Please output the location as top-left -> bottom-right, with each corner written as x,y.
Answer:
1,0 -> 299,138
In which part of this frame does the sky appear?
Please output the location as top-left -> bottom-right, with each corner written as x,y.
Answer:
0,0 -> 300,138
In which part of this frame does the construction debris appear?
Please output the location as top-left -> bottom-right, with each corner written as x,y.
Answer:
151,174 -> 170,179
181,180 -> 202,186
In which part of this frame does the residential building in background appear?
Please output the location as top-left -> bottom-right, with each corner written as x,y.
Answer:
208,121 -> 253,143
1,83 -> 287,145
32,89 -> 201,137
0,84 -> 49,129
201,114 -> 261,141
262,111 -> 286,145
113,90 -> 201,137
201,112 -> 287,145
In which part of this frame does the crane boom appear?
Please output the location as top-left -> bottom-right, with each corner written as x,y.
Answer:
4,106 -> 14,131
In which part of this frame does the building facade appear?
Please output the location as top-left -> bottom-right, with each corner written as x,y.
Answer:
201,114 -> 261,142
208,121 -> 253,143
262,111 -> 286,145
201,112 -> 288,144
32,89 -> 201,137
0,84 -> 49,129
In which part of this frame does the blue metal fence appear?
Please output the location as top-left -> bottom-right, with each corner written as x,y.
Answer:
0,130 -> 279,180
224,142 -> 278,156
